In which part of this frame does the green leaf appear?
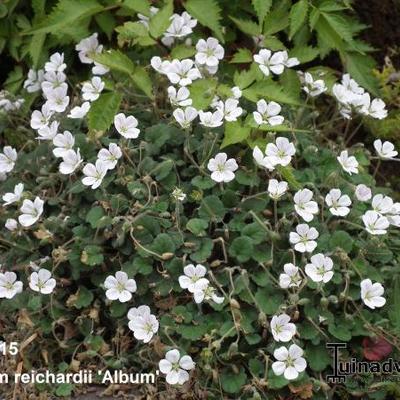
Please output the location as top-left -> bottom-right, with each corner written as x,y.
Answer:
87,92 -> 122,135
92,49 -> 134,76
290,45 -> 320,63
252,0 -> 272,25
263,0 -> 290,36
151,233 -> 176,254
230,16 -> 260,36
229,236 -> 254,262
198,195 -> 226,222
149,0 -> 173,39
221,121 -> 251,148
86,206 -> 105,229
328,322 -> 352,341
170,44 -> 196,59
55,383 -> 74,397
24,0 -> 103,35
289,0 -> 309,39
230,48 -> 253,64
74,286 -> 94,309
81,245 -> 104,266
330,230 -> 354,253
254,286 -> 284,315
123,0 -> 150,14
176,324 -> 209,340
306,344 -> 332,372
221,368 -> 247,394
186,218 -> 208,236
184,0 -> 224,42
243,80 -> 301,105
115,21 -> 156,47
131,66 -> 153,98
189,79 -> 217,109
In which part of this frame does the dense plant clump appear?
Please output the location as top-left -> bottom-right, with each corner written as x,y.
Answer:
1,0 -> 400,399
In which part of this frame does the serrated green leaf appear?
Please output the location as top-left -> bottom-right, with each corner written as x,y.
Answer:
289,0 -> 309,39
149,0 -> 173,39
221,121 -> 251,148
230,16 -> 260,36
131,66 -> 153,98
92,49 -> 134,76
189,78 -> 217,109
123,0 -> 151,15
170,44 -> 196,59
252,0 -> 272,25
230,48 -> 253,64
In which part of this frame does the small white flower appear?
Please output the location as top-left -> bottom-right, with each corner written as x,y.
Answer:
207,152 -> 238,183
360,96 -> 387,119
159,349 -> 195,385
268,179 -> 288,200
127,305 -> 159,343
372,194 -> 393,215
252,145 -> 275,170
104,271 -> 137,303
53,131 -> 75,158
18,197 -> 44,227
23,69 -> 44,93
97,143 -> 122,170
41,71 -> 67,95
178,264 -> 207,293
360,279 -> 386,309
198,110 -> 224,128
289,223 -> 319,253
271,314 -> 296,342
29,269 -> 56,294
195,37 -> 224,67
337,150 -> 359,175
82,76 -> 104,101
253,49 -> 298,76
305,253 -> 334,283
45,86 -> 69,113
2,183 -> 24,206
30,103 -> 54,131
137,6 -> 159,28
253,100 -> 284,126
114,113 -> 140,139
362,210 -> 390,235
59,149 -> 82,175
75,33 -> 102,64
325,188 -> 351,217
193,278 -> 224,304
215,98 -> 243,122
266,137 -> 296,167
387,203 -> 400,227
5,218 -> 18,231
171,187 -> 186,201
0,146 -> 17,174
166,59 -> 201,86
150,56 -> 171,75
92,62 -> 109,76
82,159 -> 108,189
374,139 -> 397,159
0,272 -> 23,299
294,189 -> 319,222
231,86 -> 242,99
279,263 -> 302,289
45,52 -> 66,73
167,86 -> 192,107
272,344 -> 307,380
37,121 -> 59,141
173,107 -> 198,128
67,102 -> 91,119
299,72 -> 327,97
355,184 -> 372,202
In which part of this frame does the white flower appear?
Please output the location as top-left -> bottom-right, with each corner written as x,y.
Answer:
374,139 -> 397,159
166,59 -> 201,86
159,349 -> 195,385
289,223 -> 319,253
372,194 -> 393,215
97,143 -> 122,170
18,197 -> 44,227
171,187 -> 186,201
193,278 -> 224,304
82,76 -> 104,101
45,86 -> 69,113
0,146 -> 17,174
325,189 -> 351,217
355,184 -> 372,202
305,253 -> 334,283
268,179 -> 288,200
272,344 -> 306,380
150,56 -> 171,75
195,37 -> 224,67
294,189 -> 319,222
215,98 -> 243,122
173,107 -> 198,128
366,98 -> 387,119
253,49 -> 299,76
252,145 -> 275,170
41,71 -> 67,95
59,149 -> 82,175
82,159 -> 108,189
337,150 -> 359,175
342,74 -> 364,95
23,69 -> 44,93
387,203 -> 400,227
29,269 -> 56,294
53,131 -> 75,158
253,100 -> 284,126
92,62 -> 109,76
127,305 -> 159,343
114,113 -> 140,139
137,6 -> 159,28
167,86 -> 192,107
360,279 -> 386,309
5,218 -> 18,231
2,183 -> 24,205
279,263 -> 302,289
178,264 -> 207,293
45,52 -> 66,73
198,110 -> 224,128
207,152 -> 238,183
75,33 -> 102,64
104,271 -> 137,303
0,272 -> 23,299
266,137 -> 296,167
231,86 -> 242,99
271,314 -> 296,342
68,102 -> 91,119
299,72 -> 327,97
162,12 -> 197,46
362,210 -> 390,235
37,121 -> 59,141
30,103 -> 54,131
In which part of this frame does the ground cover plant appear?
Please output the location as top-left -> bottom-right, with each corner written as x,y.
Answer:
1,0 -> 400,399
